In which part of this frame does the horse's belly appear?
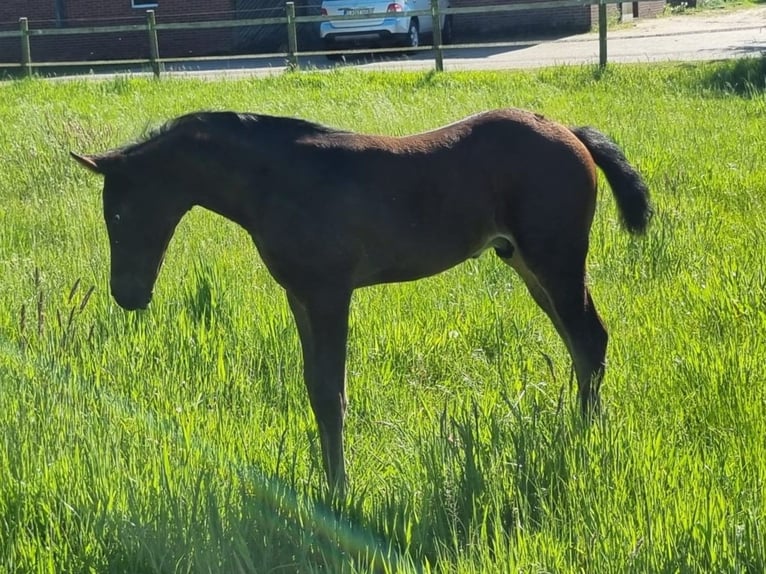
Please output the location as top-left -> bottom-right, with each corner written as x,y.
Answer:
353,231 -> 495,287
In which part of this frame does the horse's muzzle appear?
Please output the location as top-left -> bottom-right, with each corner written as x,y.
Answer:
111,277 -> 152,311
113,291 -> 151,311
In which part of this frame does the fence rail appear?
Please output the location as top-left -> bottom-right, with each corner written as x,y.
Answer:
1,0 -> 635,76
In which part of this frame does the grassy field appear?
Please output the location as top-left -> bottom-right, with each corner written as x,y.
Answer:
1,61 -> 765,573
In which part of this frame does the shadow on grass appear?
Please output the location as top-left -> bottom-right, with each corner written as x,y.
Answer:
102,470 -> 398,573
694,54 -> 766,96
94,393 -> 584,573
352,392 -> 583,570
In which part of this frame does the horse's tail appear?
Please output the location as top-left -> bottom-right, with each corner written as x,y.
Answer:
570,126 -> 653,235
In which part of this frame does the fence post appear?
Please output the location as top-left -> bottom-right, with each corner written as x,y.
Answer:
146,10 -> 161,78
598,0 -> 607,68
285,2 -> 299,70
19,17 -> 32,77
431,0 -> 444,72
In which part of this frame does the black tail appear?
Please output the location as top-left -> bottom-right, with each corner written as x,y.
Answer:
570,126 -> 653,234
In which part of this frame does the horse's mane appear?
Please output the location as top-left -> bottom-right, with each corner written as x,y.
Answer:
158,112 -> 344,138
116,111 -> 346,158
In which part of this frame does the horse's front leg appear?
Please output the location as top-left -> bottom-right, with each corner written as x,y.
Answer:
287,288 -> 352,496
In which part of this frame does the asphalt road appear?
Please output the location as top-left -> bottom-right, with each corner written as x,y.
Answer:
158,6 -> 766,78
362,5 -> 766,71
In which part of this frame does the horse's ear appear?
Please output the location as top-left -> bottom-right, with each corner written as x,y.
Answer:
70,151 -> 121,174
70,152 -> 104,173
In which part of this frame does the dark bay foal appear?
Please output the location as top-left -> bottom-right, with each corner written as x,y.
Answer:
71,108 -> 652,493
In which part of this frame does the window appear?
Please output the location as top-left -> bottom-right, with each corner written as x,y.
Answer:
132,0 -> 158,8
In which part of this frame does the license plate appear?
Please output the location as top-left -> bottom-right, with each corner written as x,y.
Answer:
343,7 -> 373,15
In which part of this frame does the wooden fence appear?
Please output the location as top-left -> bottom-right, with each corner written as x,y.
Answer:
0,0 -> 633,77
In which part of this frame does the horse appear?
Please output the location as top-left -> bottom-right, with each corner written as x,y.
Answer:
71,108 -> 652,493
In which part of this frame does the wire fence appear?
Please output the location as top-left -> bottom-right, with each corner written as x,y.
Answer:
0,0 -> 644,77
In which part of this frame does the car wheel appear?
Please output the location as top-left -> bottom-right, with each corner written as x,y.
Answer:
404,19 -> 419,50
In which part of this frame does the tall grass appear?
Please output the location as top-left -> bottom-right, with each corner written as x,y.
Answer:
1,61 -> 765,572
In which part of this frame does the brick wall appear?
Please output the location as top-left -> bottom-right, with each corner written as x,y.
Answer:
0,1 -> 52,24
452,0 -> 593,38
589,3 -> 619,29
636,0 -> 665,18
1,0 -> 237,63
0,0 -> 51,62
589,1 -> 665,25
452,0 -> 666,39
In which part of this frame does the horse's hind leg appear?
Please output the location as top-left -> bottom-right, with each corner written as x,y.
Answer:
549,281 -> 608,413
500,246 -> 607,414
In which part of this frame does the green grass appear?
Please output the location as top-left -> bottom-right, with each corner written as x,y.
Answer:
664,0 -> 763,15
1,61 -> 765,572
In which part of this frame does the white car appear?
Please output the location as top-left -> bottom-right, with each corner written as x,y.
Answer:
319,0 -> 452,53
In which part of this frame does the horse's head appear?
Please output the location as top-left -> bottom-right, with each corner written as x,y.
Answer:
71,151 -> 188,311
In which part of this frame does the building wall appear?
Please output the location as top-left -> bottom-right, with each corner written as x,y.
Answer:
1,0 -> 236,63
0,1 -> 52,24
589,3 -> 618,27
453,0 -> 666,39
1,0 -> 55,63
453,0 -> 593,38
589,0 -> 665,26
636,0 -> 665,18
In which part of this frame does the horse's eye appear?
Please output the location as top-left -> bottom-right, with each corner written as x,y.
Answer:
114,213 -> 121,223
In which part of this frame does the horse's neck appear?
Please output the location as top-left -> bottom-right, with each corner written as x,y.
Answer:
182,150 -> 258,230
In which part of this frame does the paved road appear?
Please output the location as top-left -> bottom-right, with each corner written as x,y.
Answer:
159,6 -> 766,77
361,5 -> 766,71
